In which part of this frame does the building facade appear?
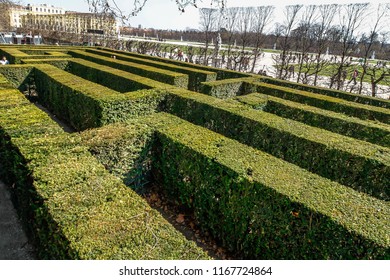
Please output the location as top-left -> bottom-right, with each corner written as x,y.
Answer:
8,3 -> 65,29
4,3 -> 116,37
21,12 -> 117,36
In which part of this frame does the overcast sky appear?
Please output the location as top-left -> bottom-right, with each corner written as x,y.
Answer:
23,0 -> 386,30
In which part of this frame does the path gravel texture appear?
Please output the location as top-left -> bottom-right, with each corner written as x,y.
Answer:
0,181 -> 35,260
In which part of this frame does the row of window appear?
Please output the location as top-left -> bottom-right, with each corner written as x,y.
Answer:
34,7 -> 62,14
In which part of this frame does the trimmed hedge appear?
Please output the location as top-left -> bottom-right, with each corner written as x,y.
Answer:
254,82 -> 390,124
0,72 -> 19,89
0,47 -> 71,64
0,88 -> 209,259
235,92 -> 269,110
68,50 -> 189,89
97,46 -> 251,80
33,64 -> 166,130
200,78 -> 257,99
86,49 -> 217,92
164,87 -> 390,200
67,58 -> 167,93
236,93 -> 390,148
81,122 -> 155,193
152,113 -> 390,259
258,76 -> 390,109
21,58 -> 71,70
0,65 -> 33,91
71,112 -> 390,259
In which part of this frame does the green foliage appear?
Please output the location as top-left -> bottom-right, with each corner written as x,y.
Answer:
152,113 -> 390,259
254,82 -> 390,124
68,50 -> 189,89
0,89 -> 209,260
67,58 -> 160,93
0,65 -> 33,91
81,122 -> 155,193
86,49 -> 217,92
165,87 -> 390,200
33,64 -> 166,130
97,46 -> 251,80
200,78 -> 257,98
0,47 -> 71,64
258,76 -> 390,109
21,58 -> 71,70
236,93 -> 390,147
1,45 -> 389,260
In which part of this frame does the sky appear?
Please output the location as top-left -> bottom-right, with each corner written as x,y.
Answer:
22,0 -> 386,30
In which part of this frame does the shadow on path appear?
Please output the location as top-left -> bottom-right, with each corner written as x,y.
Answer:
0,181 -> 35,260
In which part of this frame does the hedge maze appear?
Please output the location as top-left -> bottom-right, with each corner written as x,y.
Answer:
0,45 -> 389,260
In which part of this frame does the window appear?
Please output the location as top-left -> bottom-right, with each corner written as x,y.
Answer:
36,8 -> 38,11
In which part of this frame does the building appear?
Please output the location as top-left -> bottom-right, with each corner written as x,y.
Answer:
21,12 -> 117,37
8,3 -> 65,29
3,3 -> 116,37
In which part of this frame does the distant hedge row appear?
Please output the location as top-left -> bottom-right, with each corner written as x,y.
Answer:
0,87 -> 209,260
0,47 -> 71,64
86,48 -> 217,92
69,50 -> 189,89
97,46 -> 250,80
236,93 -> 390,148
258,76 -> 390,109
254,82 -> 390,124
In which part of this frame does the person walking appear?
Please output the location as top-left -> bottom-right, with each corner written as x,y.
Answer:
349,69 -> 359,85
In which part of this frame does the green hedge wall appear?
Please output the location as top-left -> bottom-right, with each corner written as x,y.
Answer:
258,76 -> 390,109
68,50 -> 189,89
164,88 -> 390,200
0,47 -> 72,64
97,47 -> 251,80
86,49 -> 217,92
0,89 -> 209,260
152,113 -> 389,259
67,58 -> 160,93
0,73 -> 14,89
81,122 -> 155,193
21,58 -> 71,70
0,65 -> 33,91
33,64 -> 166,131
254,82 -> 390,124
200,78 -> 257,99
236,93 -> 390,148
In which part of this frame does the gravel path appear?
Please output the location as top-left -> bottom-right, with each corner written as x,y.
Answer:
0,180 -> 35,260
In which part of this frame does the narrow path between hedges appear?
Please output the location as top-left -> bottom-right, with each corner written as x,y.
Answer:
0,180 -> 35,260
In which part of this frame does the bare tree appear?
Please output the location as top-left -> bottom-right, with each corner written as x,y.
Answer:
365,63 -> 390,97
199,7 -> 219,65
250,5 -> 274,73
357,3 -> 389,94
220,7 -> 239,69
235,7 -> 254,71
87,0 -> 227,22
275,4 -> 303,79
312,4 -> 339,86
293,5 -> 318,83
329,3 -> 369,90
